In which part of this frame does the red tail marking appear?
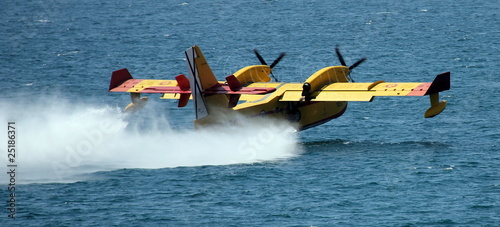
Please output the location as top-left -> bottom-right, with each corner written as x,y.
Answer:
175,74 -> 190,90
228,94 -> 241,108
225,75 -> 243,91
109,68 -> 133,91
406,83 -> 431,96
178,94 -> 190,107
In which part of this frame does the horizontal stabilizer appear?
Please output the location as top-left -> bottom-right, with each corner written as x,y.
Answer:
112,83 -> 275,95
109,68 -> 275,95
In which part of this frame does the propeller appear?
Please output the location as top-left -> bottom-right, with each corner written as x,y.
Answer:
349,57 -> 367,71
335,47 -> 347,67
270,52 -> 286,69
253,49 -> 286,82
334,46 -> 366,82
254,49 -> 268,65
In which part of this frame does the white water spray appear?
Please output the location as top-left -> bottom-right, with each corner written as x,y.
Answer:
0,97 -> 301,184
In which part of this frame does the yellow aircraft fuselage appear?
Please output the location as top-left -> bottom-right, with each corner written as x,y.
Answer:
227,65 -> 350,130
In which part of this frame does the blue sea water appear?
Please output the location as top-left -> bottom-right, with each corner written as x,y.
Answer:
0,0 -> 499,226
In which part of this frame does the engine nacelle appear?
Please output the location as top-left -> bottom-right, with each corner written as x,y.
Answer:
302,66 -> 350,100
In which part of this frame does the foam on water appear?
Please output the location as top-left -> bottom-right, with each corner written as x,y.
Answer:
0,97 -> 301,184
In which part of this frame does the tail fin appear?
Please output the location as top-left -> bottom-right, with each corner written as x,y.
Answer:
184,46 -> 229,124
185,45 -> 219,91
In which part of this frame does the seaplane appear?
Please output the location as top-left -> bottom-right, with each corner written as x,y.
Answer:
109,45 -> 450,130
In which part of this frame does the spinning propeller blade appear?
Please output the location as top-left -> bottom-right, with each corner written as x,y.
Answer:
335,46 -> 347,66
270,52 -> 286,69
349,57 -> 367,70
253,49 -> 286,82
253,49 -> 268,66
334,46 -> 367,82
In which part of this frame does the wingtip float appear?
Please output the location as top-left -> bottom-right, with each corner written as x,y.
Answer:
109,45 -> 450,130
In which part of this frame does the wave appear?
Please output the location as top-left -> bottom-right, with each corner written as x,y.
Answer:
0,96 -> 301,184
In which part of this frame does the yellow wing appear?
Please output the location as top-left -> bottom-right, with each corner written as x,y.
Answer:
280,72 -> 450,102
279,72 -> 450,118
